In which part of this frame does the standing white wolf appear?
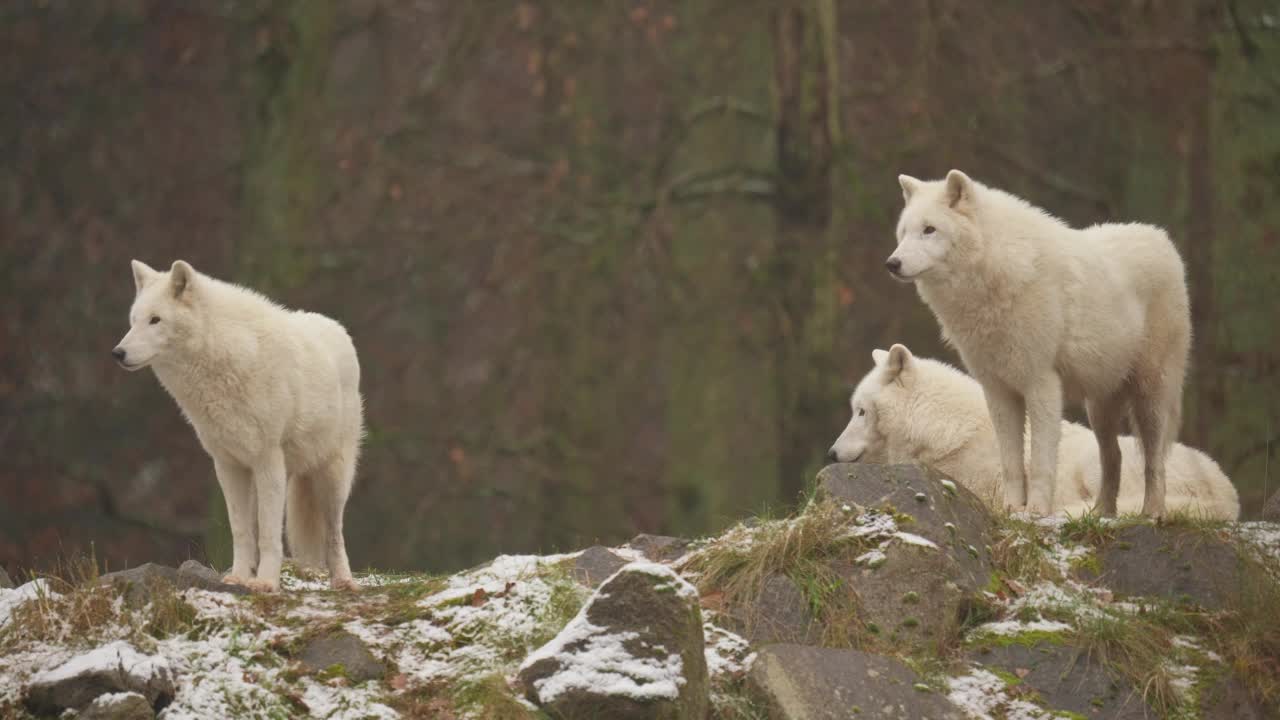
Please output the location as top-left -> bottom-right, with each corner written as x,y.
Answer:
827,345 -> 1238,520
114,260 -> 363,592
886,171 -> 1191,517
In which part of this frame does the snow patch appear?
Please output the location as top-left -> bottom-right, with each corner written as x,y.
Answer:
894,531 -> 940,549
703,623 -> 755,678
948,667 -> 1049,720
520,613 -> 684,702
31,640 -> 170,686
971,619 -> 1073,637
0,579 -> 53,629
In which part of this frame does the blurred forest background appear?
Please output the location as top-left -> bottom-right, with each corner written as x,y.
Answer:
2,0 -> 1278,577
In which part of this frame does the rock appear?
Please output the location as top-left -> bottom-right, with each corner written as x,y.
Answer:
1262,488 -> 1280,522
79,691 -> 155,720
0,565 -> 12,589
298,631 -> 386,683
817,463 -> 995,650
570,546 -> 629,588
628,534 -> 691,562
1200,674 -> 1274,720
968,640 -> 1150,719
176,559 -> 223,586
23,641 -> 174,715
519,562 -> 708,719
733,574 -> 820,646
1083,525 -> 1238,609
99,561 -> 248,607
749,644 -> 963,719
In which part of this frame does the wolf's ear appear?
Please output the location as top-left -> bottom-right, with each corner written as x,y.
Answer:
898,174 -> 921,204
886,343 -> 914,379
169,260 -> 196,299
131,259 -> 157,294
872,348 -> 889,366
945,169 -> 972,208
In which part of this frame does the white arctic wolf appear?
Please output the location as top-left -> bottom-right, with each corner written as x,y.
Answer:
887,171 -> 1191,517
828,345 -> 1238,520
114,261 -> 363,592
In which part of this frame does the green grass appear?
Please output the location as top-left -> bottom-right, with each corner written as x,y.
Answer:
681,499 -> 874,648
989,515 -> 1058,585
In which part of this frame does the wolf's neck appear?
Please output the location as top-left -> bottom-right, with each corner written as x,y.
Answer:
151,330 -> 256,409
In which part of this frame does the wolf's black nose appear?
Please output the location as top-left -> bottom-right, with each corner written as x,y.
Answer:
112,348 -> 126,362
826,448 -> 839,463
885,257 -> 902,273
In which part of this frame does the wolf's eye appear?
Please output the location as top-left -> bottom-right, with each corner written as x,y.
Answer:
923,225 -> 936,235
857,408 -> 865,417
150,316 -> 161,325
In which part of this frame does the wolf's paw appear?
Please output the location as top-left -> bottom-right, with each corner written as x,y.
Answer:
245,578 -> 280,593
1140,500 -> 1166,520
222,574 -> 249,586
330,576 -> 360,592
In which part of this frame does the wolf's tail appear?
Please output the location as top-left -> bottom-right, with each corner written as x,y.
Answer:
286,472 -> 329,568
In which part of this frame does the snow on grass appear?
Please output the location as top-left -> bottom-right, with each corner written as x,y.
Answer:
947,667 -> 1051,720
1236,521 -> 1280,563
703,622 -> 755,678
341,552 -> 588,699
30,640 -> 170,686
298,677 -> 398,720
970,619 -> 1073,638
0,579 -> 53,629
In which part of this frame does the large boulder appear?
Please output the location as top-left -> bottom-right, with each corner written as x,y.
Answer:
518,562 -> 708,719
817,463 -> 995,650
99,561 -> 249,607
1081,525 -> 1239,609
749,644 -> 964,719
297,630 -> 386,683
23,641 -> 174,715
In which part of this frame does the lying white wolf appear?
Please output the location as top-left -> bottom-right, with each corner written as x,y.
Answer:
828,344 -> 1238,520
114,260 -> 364,592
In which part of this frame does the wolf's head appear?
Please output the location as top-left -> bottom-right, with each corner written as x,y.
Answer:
885,169 -> 981,282
113,260 -> 200,371
827,344 -> 917,463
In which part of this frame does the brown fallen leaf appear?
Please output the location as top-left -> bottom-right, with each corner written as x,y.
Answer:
390,673 -> 409,691
471,587 -> 489,607
1015,667 -> 1031,679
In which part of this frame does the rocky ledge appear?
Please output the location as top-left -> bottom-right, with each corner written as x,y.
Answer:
1,463 -> 1277,719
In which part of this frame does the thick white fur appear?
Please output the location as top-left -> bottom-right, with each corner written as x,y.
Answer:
887,171 -> 1191,517
829,345 -> 1238,520
115,260 -> 363,592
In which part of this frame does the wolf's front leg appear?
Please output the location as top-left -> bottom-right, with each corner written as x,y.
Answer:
213,457 -> 257,585
248,448 -> 287,593
1024,372 -> 1064,515
983,381 -> 1028,511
